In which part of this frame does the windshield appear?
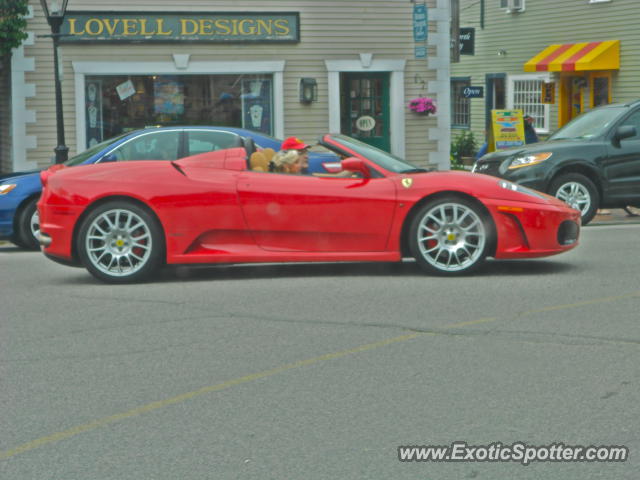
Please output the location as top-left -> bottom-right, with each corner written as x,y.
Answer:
549,106 -> 626,140
64,133 -> 131,166
329,134 -> 424,173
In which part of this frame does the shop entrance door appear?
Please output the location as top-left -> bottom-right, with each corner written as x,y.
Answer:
484,74 -> 506,131
340,73 -> 390,152
559,75 -> 586,127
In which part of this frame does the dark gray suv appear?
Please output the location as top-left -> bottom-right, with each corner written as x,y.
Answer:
473,101 -> 640,225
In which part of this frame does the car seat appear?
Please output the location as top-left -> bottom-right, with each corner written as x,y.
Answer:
243,137 -> 256,158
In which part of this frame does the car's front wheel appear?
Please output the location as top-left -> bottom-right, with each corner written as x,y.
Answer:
409,197 -> 493,275
77,201 -> 163,283
549,173 -> 599,225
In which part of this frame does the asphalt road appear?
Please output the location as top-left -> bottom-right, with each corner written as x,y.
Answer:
1,224 -> 639,479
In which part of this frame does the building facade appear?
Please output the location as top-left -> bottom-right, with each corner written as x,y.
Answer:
451,0 -> 638,149
2,0 -> 453,175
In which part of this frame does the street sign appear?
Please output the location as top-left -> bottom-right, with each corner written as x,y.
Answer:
413,3 -> 427,42
415,45 -> 427,58
463,86 -> 484,98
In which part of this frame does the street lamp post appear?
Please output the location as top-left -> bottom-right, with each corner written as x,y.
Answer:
40,0 -> 69,164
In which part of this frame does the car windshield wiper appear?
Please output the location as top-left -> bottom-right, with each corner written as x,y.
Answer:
399,168 -> 429,173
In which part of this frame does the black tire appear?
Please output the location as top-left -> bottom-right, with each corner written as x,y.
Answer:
409,196 -> 493,275
549,173 -> 599,225
15,197 -> 41,250
76,201 -> 164,283
10,234 -> 29,249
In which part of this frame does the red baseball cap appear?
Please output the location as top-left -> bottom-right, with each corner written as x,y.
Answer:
281,136 -> 310,151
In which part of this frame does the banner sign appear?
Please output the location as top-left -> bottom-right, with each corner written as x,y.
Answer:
491,109 -> 525,150
60,12 -> 300,43
459,27 -> 475,55
413,3 -> 428,42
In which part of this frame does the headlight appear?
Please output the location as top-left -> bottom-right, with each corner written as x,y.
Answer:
0,184 -> 17,195
498,180 -> 546,199
507,152 -> 552,169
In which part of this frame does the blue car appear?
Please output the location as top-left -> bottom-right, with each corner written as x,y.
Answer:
0,126 -> 337,249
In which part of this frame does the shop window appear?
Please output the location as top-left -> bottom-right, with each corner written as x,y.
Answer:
591,73 -> 611,107
110,131 -> 181,161
508,74 -> 550,133
85,74 -> 273,148
451,78 -> 471,128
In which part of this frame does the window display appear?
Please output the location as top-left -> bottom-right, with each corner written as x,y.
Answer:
84,74 -> 273,147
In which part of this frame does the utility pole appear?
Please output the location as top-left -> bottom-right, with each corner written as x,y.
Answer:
451,0 -> 460,63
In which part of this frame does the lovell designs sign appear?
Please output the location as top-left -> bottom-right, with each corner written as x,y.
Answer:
60,12 -> 300,43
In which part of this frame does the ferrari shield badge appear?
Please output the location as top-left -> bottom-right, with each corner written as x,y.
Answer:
402,178 -> 413,189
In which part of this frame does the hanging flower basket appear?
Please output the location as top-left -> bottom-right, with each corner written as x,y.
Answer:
408,97 -> 437,115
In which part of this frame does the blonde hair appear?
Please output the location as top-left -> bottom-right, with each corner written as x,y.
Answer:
272,150 -> 300,173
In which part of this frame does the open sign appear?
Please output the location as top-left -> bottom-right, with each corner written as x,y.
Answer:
462,86 -> 484,98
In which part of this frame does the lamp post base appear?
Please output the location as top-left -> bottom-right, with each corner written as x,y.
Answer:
54,144 -> 69,164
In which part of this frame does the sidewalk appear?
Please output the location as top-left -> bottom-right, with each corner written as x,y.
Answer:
589,208 -> 640,226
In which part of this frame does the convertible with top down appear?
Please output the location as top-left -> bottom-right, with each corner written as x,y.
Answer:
38,134 -> 581,283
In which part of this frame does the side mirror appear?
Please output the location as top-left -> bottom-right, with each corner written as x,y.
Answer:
612,125 -> 637,146
99,153 -> 117,163
340,157 -> 370,177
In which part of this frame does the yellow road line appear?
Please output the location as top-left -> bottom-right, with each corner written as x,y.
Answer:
520,291 -> 640,315
446,317 -> 500,329
3,290 -> 640,461
0,332 -> 427,461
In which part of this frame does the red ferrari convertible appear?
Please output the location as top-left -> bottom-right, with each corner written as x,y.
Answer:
38,134 -> 580,283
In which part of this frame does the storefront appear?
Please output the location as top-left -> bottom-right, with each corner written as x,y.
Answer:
524,40 -> 620,127
5,1 -> 451,174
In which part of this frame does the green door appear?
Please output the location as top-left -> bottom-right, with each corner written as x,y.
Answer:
341,73 -> 390,152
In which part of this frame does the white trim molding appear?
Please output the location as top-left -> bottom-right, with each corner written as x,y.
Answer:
426,0 -> 452,169
10,44 -> 37,171
72,60 -> 286,151
325,58 -> 406,159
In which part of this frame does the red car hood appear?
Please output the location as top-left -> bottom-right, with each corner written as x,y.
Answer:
391,170 -> 570,208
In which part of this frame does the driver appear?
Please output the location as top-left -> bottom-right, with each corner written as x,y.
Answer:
279,137 -> 311,173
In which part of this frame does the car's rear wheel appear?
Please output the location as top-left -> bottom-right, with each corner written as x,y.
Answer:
409,197 -> 492,275
549,173 -> 599,225
15,197 -> 40,250
77,201 -> 163,283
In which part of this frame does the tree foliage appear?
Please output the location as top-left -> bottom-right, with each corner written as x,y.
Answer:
0,0 -> 29,57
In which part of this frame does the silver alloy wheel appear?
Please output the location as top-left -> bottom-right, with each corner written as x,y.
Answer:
84,208 -> 152,277
554,181 -> 591,215
416,202 -> 486,272
30,210 -> 40,243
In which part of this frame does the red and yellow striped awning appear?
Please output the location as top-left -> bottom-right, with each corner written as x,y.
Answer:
524,40 -> 619,72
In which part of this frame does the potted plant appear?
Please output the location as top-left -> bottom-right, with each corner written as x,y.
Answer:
408,97 -> 437,115
451,131 -> 478,167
